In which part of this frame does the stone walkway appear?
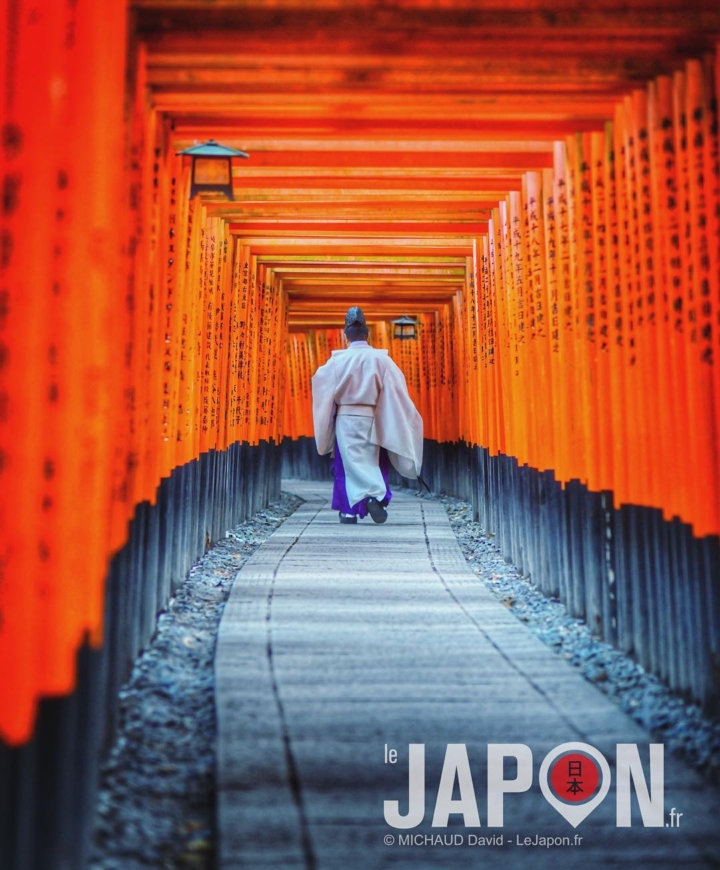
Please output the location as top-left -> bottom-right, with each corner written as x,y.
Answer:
215,482 -> 719,869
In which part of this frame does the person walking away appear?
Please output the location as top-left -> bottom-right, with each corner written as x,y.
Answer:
311,306 -> 423,524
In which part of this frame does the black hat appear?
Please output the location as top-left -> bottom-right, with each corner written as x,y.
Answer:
344,306 -> 367,330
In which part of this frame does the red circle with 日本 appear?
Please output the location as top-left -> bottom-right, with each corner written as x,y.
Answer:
549,751 -> 601,804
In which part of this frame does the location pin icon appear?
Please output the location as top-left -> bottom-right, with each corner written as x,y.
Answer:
539,742 -> 611,828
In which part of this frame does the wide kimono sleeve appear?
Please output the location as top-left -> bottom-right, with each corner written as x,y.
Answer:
372,357 -> 423,479
311,357 -> 337,455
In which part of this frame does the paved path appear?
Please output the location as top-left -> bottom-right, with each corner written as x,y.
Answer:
215,482 -> 719,869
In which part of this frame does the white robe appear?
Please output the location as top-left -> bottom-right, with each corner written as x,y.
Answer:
311,343 -> 423,493
334,414 -> 386,507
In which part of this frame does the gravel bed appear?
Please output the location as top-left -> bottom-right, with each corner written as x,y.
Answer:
412,488 -> 720,786
89,492 -> 303,870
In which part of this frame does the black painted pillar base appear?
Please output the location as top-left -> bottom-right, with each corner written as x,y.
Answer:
471,446 -> 720,714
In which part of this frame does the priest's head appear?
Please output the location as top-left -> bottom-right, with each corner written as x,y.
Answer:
344,306 -> 369,342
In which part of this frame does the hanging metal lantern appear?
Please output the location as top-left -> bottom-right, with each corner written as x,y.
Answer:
391,314 -> 418,340
176,139 -> 249,200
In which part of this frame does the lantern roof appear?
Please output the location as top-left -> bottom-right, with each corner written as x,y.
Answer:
391,315 -> 418,326
176,139 -> 249,158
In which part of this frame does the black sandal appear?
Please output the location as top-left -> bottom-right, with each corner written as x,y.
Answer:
366,498 -> 388,524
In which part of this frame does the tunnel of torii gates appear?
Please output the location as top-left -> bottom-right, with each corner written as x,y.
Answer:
1,0 -> 720,863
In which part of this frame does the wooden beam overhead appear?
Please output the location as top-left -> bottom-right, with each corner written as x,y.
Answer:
256,254 -> 467,264
226,221 -> 490,233
134,4 -> 720,43
239,239 -> 475,257
190,150 -> 555,168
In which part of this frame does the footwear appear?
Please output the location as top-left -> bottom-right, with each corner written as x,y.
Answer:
366,497 -> 388,524
339,512 -> 358,524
